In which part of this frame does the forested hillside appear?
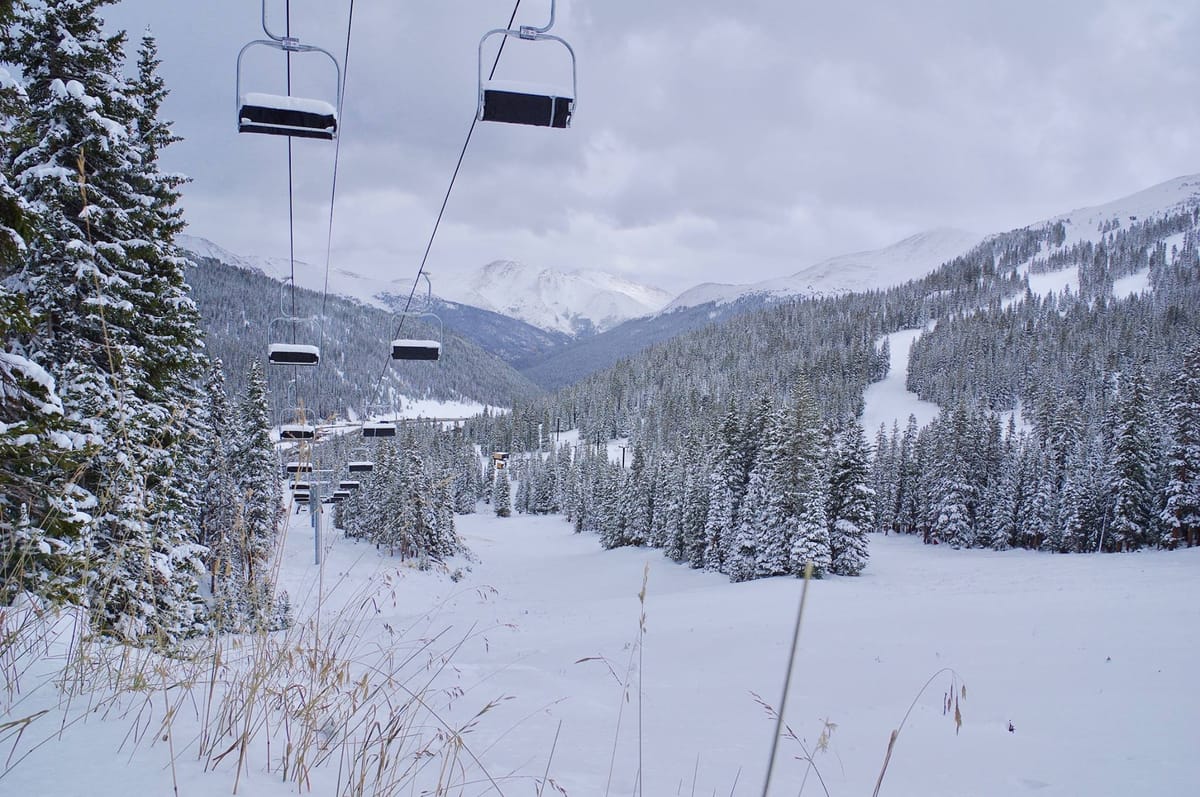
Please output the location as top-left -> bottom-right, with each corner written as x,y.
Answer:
186,255 -> 543,415
463,202 -> 1200,584
873,210 -> 1200,552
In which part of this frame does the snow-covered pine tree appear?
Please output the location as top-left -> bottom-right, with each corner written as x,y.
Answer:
728,459 -> 766,583
453,445 -> 480,514
232,360 -> 282,622
1107,366 -> 1157,551
514,456 -> 531,514
647,454 -> 671,549
784,380 -> 831,577
1161,342 -> 1200,548
1059,434 -> 1109,553
0,289 -> 97,605
826,419 -> 872,575
196,360 -> 244,623
493,467 -> 511,518
5,1 -> 210,640
703,405 -> 743,572
0,53 -> 97,606
623,442 -> 651,545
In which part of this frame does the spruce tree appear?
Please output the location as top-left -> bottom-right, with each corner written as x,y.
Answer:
0,50 -> 97,606
232,361 -> 282,621
1107,367 -> 1156,551
493,468 -> 511,518
5,1 -> 210,640
826,421 -> 872,575
1161,343 -> 1200,548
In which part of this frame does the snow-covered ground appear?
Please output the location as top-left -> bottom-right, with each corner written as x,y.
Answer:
862,328 -> 942,440
6,508 -> 1199,797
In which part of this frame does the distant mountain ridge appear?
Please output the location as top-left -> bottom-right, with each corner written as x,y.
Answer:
440,260 -> 674,336
662,228 -> 983,312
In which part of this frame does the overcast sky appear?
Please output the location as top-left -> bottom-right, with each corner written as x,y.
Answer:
101,0 -> 1200,296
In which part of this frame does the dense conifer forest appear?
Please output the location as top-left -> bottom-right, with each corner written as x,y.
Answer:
2,0 -> 1197,651
463,210 -> 1200,581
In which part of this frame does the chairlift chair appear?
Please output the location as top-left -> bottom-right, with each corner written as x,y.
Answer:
392,338 -> 442,361
267,318 -> 322,366
361,402 -> 398,437
339,480 -> 361,490
478,0 -> 576,128
362,421 -> 397,438
236,2 -> 341,139
289,481 -> 312,491
347,446 -> 374,473
284,461 -> 314,475
390,273 -> 444,361
279,406 -> 316,440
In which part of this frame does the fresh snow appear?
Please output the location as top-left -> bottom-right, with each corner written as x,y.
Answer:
1045,173 -> 1200,246
861,327 -> 941,440
439,259 -> 674,336
240,92 -> 337,117
484,78 -> 574,99
177,234 -> 397,310
663,228 -> 983,312
1112,268 -> 1150,300
6,508 -> 1198,796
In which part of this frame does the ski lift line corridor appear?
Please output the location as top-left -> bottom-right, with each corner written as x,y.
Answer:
238,0 -> 351,487
367,0 -> 535,414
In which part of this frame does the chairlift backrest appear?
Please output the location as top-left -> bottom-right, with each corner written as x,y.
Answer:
478,0 -> 576,128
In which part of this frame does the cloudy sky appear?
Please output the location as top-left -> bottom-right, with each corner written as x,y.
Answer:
102,0 -> 1200,296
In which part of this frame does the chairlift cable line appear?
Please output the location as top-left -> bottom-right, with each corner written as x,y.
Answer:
320,0 -> 355,320
366,0 -> 523,413
313,0 -> 357,420
285,0 -> 297,324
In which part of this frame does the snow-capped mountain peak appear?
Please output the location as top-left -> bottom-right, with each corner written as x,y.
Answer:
439,260 -> 673,336
662,227 -> 983,312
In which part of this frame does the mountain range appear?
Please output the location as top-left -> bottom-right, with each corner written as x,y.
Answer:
179,173 -> 1200,396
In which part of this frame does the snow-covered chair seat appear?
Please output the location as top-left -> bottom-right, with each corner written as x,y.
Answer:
239,92 -> 337,140
347,461 -> 373,473
391,338 -> 442,361
480,80 -> 573,128
267,343 -> 320,366
362,421 -> 397,438
279,423 -> 316,440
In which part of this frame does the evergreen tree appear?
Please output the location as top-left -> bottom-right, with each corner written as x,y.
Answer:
0,50 -> 97,606
231,361 -> 282,622
1161,342 -> 1200,548
196,361 -> 242,618
826,420 -> 872,575
780,380 -> 831,576
1107,367 -> 1156,551
493,468 -> 511,518
5,1 -> 209,641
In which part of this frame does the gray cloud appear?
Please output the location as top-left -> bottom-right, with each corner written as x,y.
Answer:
100,0 -> 1200,296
